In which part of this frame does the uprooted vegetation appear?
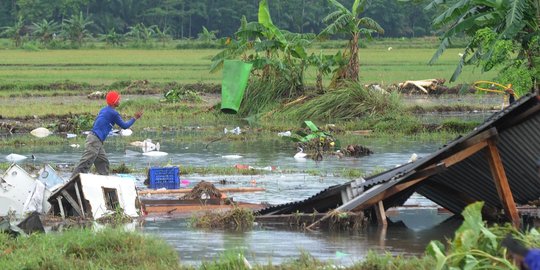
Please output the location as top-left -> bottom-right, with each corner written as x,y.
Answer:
189,207 -> 255,230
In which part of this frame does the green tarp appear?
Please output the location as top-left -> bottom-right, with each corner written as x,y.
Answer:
221,60 -> 253,114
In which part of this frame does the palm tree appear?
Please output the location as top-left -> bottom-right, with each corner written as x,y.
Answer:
319,0 -> 384,85
32,19 -> 59,45
62,12 -> 94,47
427,0 -> 540,91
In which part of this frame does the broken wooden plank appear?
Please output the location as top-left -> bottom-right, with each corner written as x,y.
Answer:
374,201 -> 387,226
56,196 -> 65,220
486,138 -> 520,228
61,190 -> 84,217
74,182 -> 86,219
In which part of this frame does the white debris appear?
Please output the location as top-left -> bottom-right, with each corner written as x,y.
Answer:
66,133 -> 77,139
6,153 -> 27,162
222,155 -> 243,159
0,164 -> 51,217
70,144 -> 80,148
224,126 -> 241,135
120,129 -> 133,136
30,127 -> 52,138
277,131 -> 292,137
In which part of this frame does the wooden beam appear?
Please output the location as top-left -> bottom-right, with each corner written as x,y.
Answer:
374,201 -> 387,226
74,182 -> 86,219
61,190 -> 84,217
486,138 -> 520,228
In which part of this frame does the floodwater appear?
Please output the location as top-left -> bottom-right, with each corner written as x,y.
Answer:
3,132 -> 463,265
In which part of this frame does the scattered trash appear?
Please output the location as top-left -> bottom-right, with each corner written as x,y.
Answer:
30,127 -> 52,138
398,78 -> 446,94
224,126 -> 241,135
180,179 -> 190,187
233,164 -> 278,171
87,91 -> 105,99
222,155 -> 243,159
142,151 -> 168,157
120,129 -> 133,136
69,144 -> 80,148
408,153 -> 418,163
5,153 -> 27,162
66,133 -> 77,139
234,164 -> 250,170
277,131 -> 291,137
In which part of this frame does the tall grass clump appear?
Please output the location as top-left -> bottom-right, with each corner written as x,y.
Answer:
283,82 -> 403,121
0,228 -> 182,269
238,77 -> 304,116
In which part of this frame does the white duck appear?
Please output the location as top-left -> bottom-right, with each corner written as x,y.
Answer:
294,147 -> 308,159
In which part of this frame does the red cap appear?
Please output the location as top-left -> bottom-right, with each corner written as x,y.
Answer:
106,91 -> 120,106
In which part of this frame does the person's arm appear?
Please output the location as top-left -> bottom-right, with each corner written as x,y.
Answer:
112,111 -> 136,129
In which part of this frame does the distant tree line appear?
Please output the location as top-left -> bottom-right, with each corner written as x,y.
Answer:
0,0 -> 437,40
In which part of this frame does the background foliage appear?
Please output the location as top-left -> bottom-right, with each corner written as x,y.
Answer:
0,0 -> 437,40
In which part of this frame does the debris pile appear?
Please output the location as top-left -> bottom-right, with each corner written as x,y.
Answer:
340,144 -> 373,157
182,181 -> 222,200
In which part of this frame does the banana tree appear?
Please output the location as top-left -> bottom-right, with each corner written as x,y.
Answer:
427,0 -> 540,92
1,17 -> 25,47
211,0 -> 314,93
62,12 -> 94,47
319,0 -> 384,86
32,19 -> 59,45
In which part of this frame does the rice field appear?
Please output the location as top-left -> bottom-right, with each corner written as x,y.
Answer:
0,47 -> 498,87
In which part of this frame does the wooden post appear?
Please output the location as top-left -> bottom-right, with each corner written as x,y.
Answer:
486,138 -> 520,228
374,201 -> 387,226
56,196 -> 65,220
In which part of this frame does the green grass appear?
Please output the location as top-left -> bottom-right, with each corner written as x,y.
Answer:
0,47 -> 498,86
0,228 -> 184,270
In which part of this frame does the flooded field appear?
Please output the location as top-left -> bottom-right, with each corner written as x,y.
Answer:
1,131 -> 463,265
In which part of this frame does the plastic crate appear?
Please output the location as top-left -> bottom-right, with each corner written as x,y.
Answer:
148,167 -> 180,189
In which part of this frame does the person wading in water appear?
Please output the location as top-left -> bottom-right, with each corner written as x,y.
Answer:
71,90 -> 143,179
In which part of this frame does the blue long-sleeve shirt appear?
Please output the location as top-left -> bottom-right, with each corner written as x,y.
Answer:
91,106 -> 135,141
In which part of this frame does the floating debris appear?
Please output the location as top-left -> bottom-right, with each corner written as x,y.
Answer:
6,153 -> 27,162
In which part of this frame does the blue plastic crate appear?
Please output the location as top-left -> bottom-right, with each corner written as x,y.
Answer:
148,167 -> 180,189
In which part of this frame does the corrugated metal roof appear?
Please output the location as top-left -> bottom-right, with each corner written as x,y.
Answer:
258,93 -> 540,217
